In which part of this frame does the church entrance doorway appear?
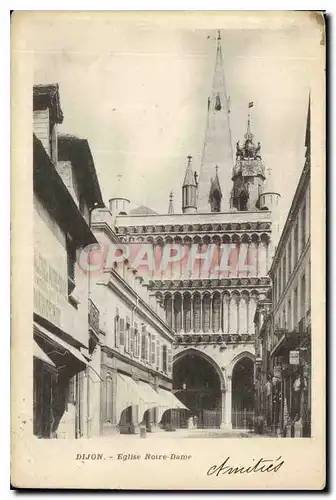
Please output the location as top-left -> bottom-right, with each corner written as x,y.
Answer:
173,351 -> 222,429
231,357 -> 255,430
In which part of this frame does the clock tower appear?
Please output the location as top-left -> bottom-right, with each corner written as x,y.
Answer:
230,111 -> 266,211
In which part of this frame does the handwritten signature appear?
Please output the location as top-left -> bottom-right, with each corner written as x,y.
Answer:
207,456 -> 284,476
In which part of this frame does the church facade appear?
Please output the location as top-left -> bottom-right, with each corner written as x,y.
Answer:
107,34 -> 280,429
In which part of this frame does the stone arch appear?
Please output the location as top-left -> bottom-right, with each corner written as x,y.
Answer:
173,348 -> 225,390
227,350 -> 255,378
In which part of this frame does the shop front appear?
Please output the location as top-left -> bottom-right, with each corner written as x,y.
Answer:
270,329 -> 311,438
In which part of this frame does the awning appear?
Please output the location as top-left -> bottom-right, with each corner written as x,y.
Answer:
33,322 -> 88,367
116,375 -> 159,423
33,340 -> 56,368
270,331 -> 300,358
157,389 -> 188,410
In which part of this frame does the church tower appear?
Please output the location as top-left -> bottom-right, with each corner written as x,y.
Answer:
197,31 -> 234,213
230,107 -> 266,211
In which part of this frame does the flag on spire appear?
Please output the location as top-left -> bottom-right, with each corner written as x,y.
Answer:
249,101 -> 254,108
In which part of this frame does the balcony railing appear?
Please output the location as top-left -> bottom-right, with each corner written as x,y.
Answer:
88,298 -> 100,338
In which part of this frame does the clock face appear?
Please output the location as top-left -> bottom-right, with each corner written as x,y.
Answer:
243,165 -> 255,176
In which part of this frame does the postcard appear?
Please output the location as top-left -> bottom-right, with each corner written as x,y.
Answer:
11,11 -> 325,490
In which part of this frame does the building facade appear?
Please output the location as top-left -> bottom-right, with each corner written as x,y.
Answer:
90,209 -> 186,435
108,34 -> 280,430
33,84 -> 105,438
255,100 -> 311,437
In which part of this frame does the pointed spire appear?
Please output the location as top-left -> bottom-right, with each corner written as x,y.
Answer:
183,155 -> 196,187
182,155 -> 197,213
209,165 -> 222,212
245,102 -> 254,141
197,31 -> 234,212
168,190 -> 174,214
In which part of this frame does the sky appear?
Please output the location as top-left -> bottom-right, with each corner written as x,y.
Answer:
30,13 -> 321,228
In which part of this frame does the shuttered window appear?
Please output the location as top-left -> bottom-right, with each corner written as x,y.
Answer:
130,326 -> 134,356
167,348 -> 172,376
125,316 -> 130,353
114,308 -> 120,347
141,325 -> 146,360
156,340 -> 160,370
151,335 -> 156,364
134,322 -> 139,357
145,334 -> 149,362
119,318 -> 125,346
162,345 -> 168,373
66,236 -> 76,295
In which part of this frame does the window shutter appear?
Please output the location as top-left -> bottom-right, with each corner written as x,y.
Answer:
130,327 -> 134,356
125,316 -> 130,353
145,334 -> 149,362
162,345 -> 168,373
156,340 -> 160,370
119,318 -> 125,346
141,325 -> 146,360
167,347 -> 172,376
151,335 -> 156,364
134,322 -> 139,357
161,345 -> 164,372
114,307 -> 120,347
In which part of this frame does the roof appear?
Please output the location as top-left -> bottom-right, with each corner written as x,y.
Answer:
183,157 -> 196,187
58,134 -> 104,209
129,204 -> 158,215
33,83 -> 64,124
34,134 -> 97,247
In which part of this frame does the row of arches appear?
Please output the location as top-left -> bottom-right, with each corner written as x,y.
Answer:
119,232 -> 271,245
162,290 -> 259,335
117,222 -> 271,235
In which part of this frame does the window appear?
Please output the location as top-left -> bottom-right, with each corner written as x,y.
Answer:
114,308 -> 120,347
212,293 -> 221,332
287,299 -> 292,331
288,240 -> 292,278
167,348 -> 172,375
282,254 -> 286,290
301,202 -> 306,250
164,296 -> 172,328
293,287 -> 298,329
156,340 -> 160,370
119,318 -> 125,346
301,274 -> 306,320
134,322 -> 139,357
141,325 -> 146,360
125,316 -> 130,353
151,335 -> 156,364
282,308 -> 286,329
162,345 -> 168,373
294,222 -> 299,266
66,236 -> 76,296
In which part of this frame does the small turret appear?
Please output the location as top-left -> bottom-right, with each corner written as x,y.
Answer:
209,165 -> 222,212
109,174 -> 130,221
168,191 -> 175,215
182,155 -> 197,213
259,168 -> 281,255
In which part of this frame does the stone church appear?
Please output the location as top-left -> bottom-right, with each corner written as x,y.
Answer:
109,33 -> 280,429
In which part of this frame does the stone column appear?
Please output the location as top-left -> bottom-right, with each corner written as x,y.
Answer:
259,240 -> 268,277
220,388 -> 226,429
223,294 -> 230,334
181,294 -> 184,333
230,294 -> 239,335
224,376 -> 232,429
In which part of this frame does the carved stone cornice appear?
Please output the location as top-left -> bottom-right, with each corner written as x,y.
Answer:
115,221 -> 271,239
147,277 -> 271,291
173,333 -> 255,346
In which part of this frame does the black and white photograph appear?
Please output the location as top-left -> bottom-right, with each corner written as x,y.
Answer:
11,11 -> 325,490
